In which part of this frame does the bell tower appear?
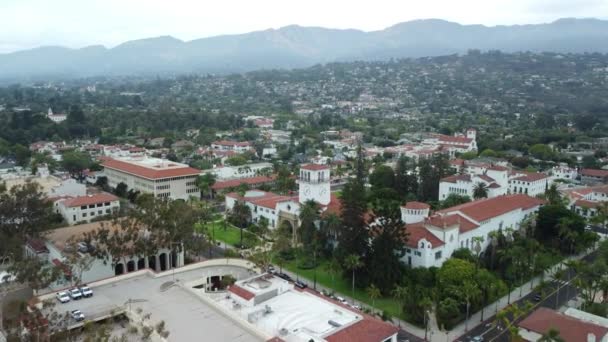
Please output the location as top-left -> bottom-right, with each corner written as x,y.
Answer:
299,164 -> 331,205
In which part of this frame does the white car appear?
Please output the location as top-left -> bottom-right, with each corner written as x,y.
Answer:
69,288 -> 82,300
70,310 -> 85,322
79,286 -> 93,297
56,291 -> 70,303
0,272 -> 16,284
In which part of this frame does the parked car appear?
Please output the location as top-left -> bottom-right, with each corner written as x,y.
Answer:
69,288 -> 82,300
0,271 -> 16,284
470,336 -> 484,342
277,273 -> 292,282
79,286 -> 93,298
294,280 -> 308,289
70,310 -> 85,322
533,293 -> 542,302
336,296 -> 347,304
56,291 -> 70,303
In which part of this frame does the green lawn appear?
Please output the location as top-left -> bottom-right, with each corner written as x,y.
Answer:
278,257 -> 403,319
196,221 -> 260,247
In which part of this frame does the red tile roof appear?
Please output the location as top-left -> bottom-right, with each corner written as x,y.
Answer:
405,223 -> 445,248
300,164 -> 330,171
581,168 -> 608,178
519,308 -> 608,342
574,199 -> 600,209
228,284 -> 255,301
212,140 -> 252,147
425,214 -> 479,233
226,191 -> 293,209
488,165 -> 509,171
478,174 -> 495,182
27,238 -> 48,254
436,134 -> 473,144
512,172 -> 550,182
325,317 -> 399,342
438,194 -> 544,223
52,258 -> 72,276
403,201 -> 431,210
441,174 -> 471,183
102,158 -> 200,180
211,176 -> 276,191
61,193 -> 119,208
322,194 -> 343,217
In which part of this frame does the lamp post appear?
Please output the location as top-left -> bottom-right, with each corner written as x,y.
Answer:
424,310 -> 429,341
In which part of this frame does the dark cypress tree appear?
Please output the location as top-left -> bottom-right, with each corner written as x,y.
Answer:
337,145 -> 370,278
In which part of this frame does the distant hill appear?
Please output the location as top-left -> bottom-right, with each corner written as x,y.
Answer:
2,18 -> 608,81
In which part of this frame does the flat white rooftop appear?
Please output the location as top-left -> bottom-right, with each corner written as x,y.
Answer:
218,276 -> 361,342
112,156 -> 189,170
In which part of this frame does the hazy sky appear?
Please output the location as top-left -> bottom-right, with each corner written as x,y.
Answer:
1,0 -> 606,53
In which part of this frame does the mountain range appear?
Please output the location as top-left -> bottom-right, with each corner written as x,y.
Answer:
2,18 -> 608,82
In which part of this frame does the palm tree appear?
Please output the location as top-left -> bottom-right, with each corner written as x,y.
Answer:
344,254 -> 364,302
391,285 -> 409,320
591,201 -> 608,229
473,182 -> 488,199
539,328 -> 565,342
471,236 -> 485,269
298,200 -> 320,248
366,284 -> 381,307
324,257 -> 341,290
551,269 -> 565,309
461,281 -> 482,332
196,173 -> 216,199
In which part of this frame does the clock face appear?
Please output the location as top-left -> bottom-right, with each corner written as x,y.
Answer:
303,186 -> 311,196
319,188 -> 327,196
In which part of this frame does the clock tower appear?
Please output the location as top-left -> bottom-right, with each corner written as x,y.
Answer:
299,164 -> 331,205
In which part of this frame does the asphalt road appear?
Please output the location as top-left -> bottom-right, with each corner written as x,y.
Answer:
457,251 -> 596,342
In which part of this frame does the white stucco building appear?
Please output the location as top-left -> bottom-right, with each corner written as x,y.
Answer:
211,140 -> 253,153
53,192 -> 120,225
25,221 -> 183,289
102,157 -> 201,200
225,164 -> 340,231
508,172 -> 553,197
400,194 -> 544,268
205,162 -> 272,181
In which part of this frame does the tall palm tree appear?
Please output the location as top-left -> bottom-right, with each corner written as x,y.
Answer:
538,328 -> 565,342
391,285 -> 409,319
473,182 -> 488,200
366,284 -> 381,307
461,281 -> 482,332
551,269 -> 565,309
324,257 -> 342,290
196,173 -> 216,199
344,254 -> 364,302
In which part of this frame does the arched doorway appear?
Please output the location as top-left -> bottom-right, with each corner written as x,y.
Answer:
278,219 -> 296,243
127,260 -> 135,272
159,253 -> 167,271
148,255 -> 156,271
137,258 -> 145,270
115,263 -> 124,276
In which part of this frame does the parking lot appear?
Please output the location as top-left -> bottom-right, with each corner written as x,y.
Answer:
47,265 -> 260,342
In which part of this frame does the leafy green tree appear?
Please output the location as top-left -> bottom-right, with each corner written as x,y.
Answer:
61,151 -> 92,178
114,182 -> 128,197
440,194 -> 471,209
529,144 -> 554,160
369,165 -> 395,190
13,144 -> 31,167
